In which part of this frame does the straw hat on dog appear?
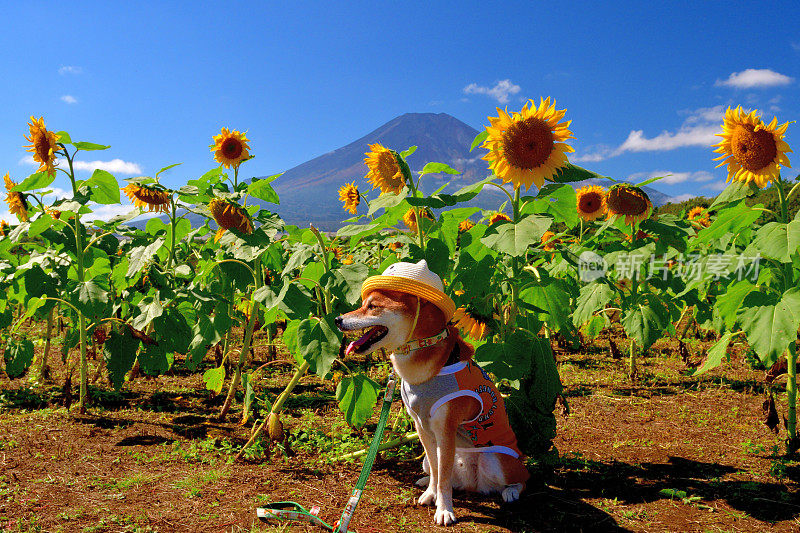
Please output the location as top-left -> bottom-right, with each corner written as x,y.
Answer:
361,260 -> 456,321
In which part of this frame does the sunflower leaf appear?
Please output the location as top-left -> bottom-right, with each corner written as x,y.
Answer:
336,373 -> 380,428
634,175 -> 667,188
400,146 -> 417,158
552,164 -> 608,183
73,141 -> 110,151
470,130 -> 489,152
12,172 -> 54,192
3,339 -> 34,379
82,169 -> 120,204
248,173 -> 282,204
419,162 -> 460,176
155,163 -> 182,178
103,327 -> 139,390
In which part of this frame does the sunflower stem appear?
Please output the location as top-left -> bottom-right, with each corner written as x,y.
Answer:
166,199 -> 177,275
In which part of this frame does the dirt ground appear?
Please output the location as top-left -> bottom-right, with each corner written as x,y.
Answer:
0,326 -> 798,533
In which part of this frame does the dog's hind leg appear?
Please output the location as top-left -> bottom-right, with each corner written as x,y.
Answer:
502,483 -> 523,503
416,455 -> 430,487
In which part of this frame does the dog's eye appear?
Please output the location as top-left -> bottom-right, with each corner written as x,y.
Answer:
367,302 -> 374,310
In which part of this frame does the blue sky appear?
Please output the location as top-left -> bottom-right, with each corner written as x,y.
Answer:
2,1 -> 799,221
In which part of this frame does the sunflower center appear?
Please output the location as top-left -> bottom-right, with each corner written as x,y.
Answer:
35,136 -> 52,159
222,138 -> 243,159
731,124 -> 777,172
501,118 -> 554,170
609,187 -> 649,216
376,153 -> 400,183
578,192 -> 602,213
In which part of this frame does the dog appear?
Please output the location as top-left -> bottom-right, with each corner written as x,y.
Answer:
336,283 -> 529,526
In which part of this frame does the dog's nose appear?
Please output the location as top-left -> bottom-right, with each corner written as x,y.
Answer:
334,315 -> 343,329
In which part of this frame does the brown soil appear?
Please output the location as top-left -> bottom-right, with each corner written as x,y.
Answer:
0,326 -> 798,533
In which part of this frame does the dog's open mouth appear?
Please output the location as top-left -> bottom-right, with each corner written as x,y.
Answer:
345,326 -> 388,356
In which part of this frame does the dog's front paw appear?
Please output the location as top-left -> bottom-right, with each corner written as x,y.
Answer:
502,483 -> 522,503
417,488 -> 436,506
415,475 -> 430,487
434,508 -> 457,526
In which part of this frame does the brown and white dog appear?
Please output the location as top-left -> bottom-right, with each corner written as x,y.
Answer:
336,289 -> 529,526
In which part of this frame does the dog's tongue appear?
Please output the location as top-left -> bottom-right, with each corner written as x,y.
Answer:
345,326 -> 384,356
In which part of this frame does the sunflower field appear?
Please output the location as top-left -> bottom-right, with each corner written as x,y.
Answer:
1,99 -> 799,528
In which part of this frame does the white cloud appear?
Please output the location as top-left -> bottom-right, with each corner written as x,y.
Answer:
58,65 -> 83,75
572,150 -> 611,163
614,124 -> 720,154
629,170 -> 716,186
715,69 -> 794,89
73,159 -> 142,175
703,181 -> 729,192
671,194 -> 695,202
61,95 -> 78,104
463,79 -> 521,104
20,154 -> 142,175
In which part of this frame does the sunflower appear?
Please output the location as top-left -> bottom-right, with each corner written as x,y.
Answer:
364,144 -> 406,195
482,97 -> 574,191
403,208 -> 433,234
541,230 -> 559,251
452,307 -> 490,340
45,208 -> 61,220
687,206 -> 711,228
605,184 -> 652,225
575,185 -> 606,221
210,128 -> 251,168
4,174 -> 29,222
0,220 -> 8,236
208,198 -> 254,242
331,246 -> 344,260
338,182 -> 360,214
342,254 -> 354,265
122,183 -> 171,213
713,106 -> 791,188
24,116 -> 60,176
489,212 -> 511,225
387,241 -> 402,251
458,219 -> 475,233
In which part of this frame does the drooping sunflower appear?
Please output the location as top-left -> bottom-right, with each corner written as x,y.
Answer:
458,219 -> 475,233
210,128 -> 251,168
489,212 -> 512,225
338,182 -> 360,214
452,307 -> 490,340
605,184 -> 652,225
403,208 -> 433,234
122,183 -> 172,213
687,206 -> 711,228
713,106 -> 792,188
364,144 -> 406,195
208,198 -> 254,242
24,116 -> 60,176
4,174 -> 29,222
482,97 -> 574,191
575,185 -> 607,221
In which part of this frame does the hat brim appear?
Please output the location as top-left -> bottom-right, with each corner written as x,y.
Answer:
361,276 -> 456,322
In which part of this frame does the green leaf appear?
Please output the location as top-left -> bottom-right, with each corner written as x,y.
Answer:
248,173 -> 282,204
551,164 -> 607,183
367,189 -> 408,217
72,280 -> 108,321
139,342 -> 172,376
520,277 -> 573,332
187,314 -> 228,369
131,297 -> 164,330
716,280 -> 755,331
474,331 -> 533,383
524,184 -> 578,228
153,308 -> 192,354
751,222 -> 798,262
400,146 -> 417,158
103,328 -> 139,390
481,214 -> 552,257
737,287 -> 800,366
621,293 -> 670,350
573,281 -> 615,327
690,200 -> 761,250
659,489 -> 688,500
4,339 -> 34,378
56,131 -> 72,144
408,238 -> 450,281
12,172 -> 55,192
634,175 -> 666,188
155,163 -> 182,177
336,373 -> 380,428
693,331 -> 737,376
282,319 -> 303,365
296,315 -> 342,378
580,315 -> 606,339
419,162 -> 460,176
73,141 -> 110,151
82,169 -> 120,204
28,215 -> 58,238
709,180 -> 759,210
203,366 -> 226,394
126,238 -> 165,277
470,130 -> 488,152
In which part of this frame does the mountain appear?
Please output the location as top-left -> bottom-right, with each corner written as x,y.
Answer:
132,113 -> 676,232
